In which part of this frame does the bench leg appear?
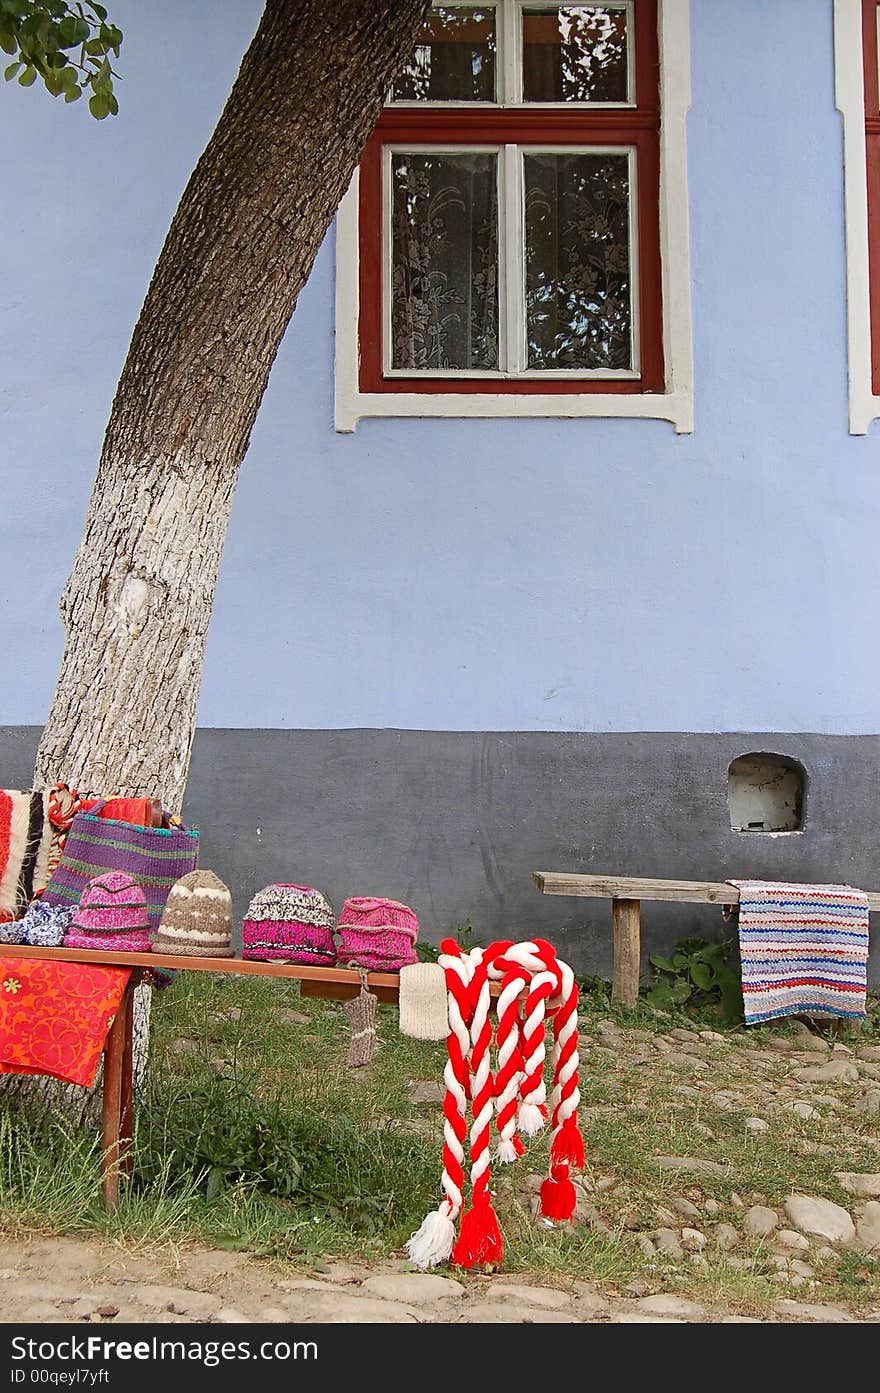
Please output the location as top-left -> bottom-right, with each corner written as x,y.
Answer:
611,898 -> 641,1008
119,982 -> 135,1178
101,982 -> 133,1210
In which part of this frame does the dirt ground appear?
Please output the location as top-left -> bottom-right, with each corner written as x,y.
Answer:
0,1233 -> 875,1324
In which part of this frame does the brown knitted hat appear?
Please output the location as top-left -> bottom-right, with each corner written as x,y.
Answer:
153,869 -> 234,957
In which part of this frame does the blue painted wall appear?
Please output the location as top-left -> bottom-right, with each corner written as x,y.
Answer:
1,0 -> 877,735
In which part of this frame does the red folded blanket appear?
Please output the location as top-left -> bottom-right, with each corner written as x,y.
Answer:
0,959 -> 130,1088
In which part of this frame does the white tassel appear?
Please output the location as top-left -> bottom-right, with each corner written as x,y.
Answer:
405,1208 -> 456,1269
518,1102 -> 546,1137
496,1138 -> 520,1164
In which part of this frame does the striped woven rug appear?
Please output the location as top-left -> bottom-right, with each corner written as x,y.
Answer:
730,880 -> 870,1024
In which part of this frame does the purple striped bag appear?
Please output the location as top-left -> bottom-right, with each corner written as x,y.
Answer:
40,800 -> 200,934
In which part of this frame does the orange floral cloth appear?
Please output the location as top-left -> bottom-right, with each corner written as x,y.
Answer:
0,960 -> 130,1088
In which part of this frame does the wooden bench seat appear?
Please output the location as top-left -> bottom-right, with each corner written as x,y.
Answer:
533,871 -> 880,1008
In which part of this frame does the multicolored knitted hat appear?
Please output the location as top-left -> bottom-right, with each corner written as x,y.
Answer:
336,896 -> 419,971
64,870 -> 151,953
242,883 -> 335,964
153,870 -> 234,957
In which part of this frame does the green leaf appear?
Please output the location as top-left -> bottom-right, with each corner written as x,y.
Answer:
646,982 -> 674,1008
648,954 -> 677,974
3,58 -> 20,79
689,962 -> 713,991
89,2 -> 108,19
18,64 -> 36,86
63,81 -> 80,101
88,89 -> 110,118
669,978 -> 692,1004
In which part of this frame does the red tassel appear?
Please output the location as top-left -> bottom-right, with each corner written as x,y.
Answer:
540,1163 -> 577,1221
452,1192 -> 504,1270
551,1116 -> 585,1170
512,1134 -> 525,1158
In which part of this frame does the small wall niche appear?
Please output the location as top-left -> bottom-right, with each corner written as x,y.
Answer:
728,753 -> 806,834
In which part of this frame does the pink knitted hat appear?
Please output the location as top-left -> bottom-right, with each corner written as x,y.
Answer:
64,870 -> 151,953
336,896 -> 419,971
242,883 -> 336,964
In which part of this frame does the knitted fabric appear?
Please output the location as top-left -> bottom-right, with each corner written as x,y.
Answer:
241,884 -> 335,964
336,897 -> 419,971
41,810 -> 200,936
345,975 -> 378,1067
0,789 -> 53,921
64,926 -> 151,953
20,901 -> 74,948
63,870 -> 151,953
398,962 -> 450,1040
153,870 -> 234,957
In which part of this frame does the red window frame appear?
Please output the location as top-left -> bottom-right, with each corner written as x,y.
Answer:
863,0 -> 880,393
357,0 -> 663,396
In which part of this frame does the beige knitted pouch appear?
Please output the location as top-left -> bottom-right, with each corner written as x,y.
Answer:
398,962 -> 449,1040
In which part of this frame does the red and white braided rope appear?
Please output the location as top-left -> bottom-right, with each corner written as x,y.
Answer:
549,958 -> 580,1142
407,937 -> 584,1270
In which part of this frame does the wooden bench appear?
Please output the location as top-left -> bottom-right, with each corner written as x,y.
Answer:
533,872 -> 880,1009
0,944 -> 404,1211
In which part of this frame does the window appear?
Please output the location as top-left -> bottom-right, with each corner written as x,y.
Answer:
335,0 -> 693,430
835,0 -> 880,431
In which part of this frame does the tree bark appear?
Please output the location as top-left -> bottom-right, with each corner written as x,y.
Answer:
9,0 -> 431,1121
34,0 -> 431,807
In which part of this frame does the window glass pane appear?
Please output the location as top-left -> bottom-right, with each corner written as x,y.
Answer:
391,153 -> 498,370
522,5 -> 628,103
392,5 -> 497,102
524,152 -> 631,369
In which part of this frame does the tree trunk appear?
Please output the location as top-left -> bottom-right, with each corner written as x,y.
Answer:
8,0 -> 432,1121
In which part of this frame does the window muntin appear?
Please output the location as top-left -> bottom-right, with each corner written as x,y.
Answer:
358,0 -> 661,395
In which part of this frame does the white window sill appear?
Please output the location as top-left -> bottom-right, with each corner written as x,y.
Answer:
334,387 -> 693,432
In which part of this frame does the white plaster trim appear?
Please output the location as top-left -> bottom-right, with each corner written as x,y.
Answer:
334,0 -> 693,433
834,0 -> 880,433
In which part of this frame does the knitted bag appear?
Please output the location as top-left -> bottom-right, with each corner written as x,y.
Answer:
242,883 -> 336,964
41,800 -> 199,936
63,869 -> 152,952
336,897 -> 419,971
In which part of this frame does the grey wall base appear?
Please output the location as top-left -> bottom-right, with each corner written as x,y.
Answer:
2,727 -> 878,983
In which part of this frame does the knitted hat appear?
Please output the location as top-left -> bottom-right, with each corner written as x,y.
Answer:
336,896 -> 419,971
64,870 -> 151,952
241,883 -> 335,964
153,870 -> 234,957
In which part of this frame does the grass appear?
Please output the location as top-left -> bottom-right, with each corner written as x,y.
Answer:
0,969 -> 878,1316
